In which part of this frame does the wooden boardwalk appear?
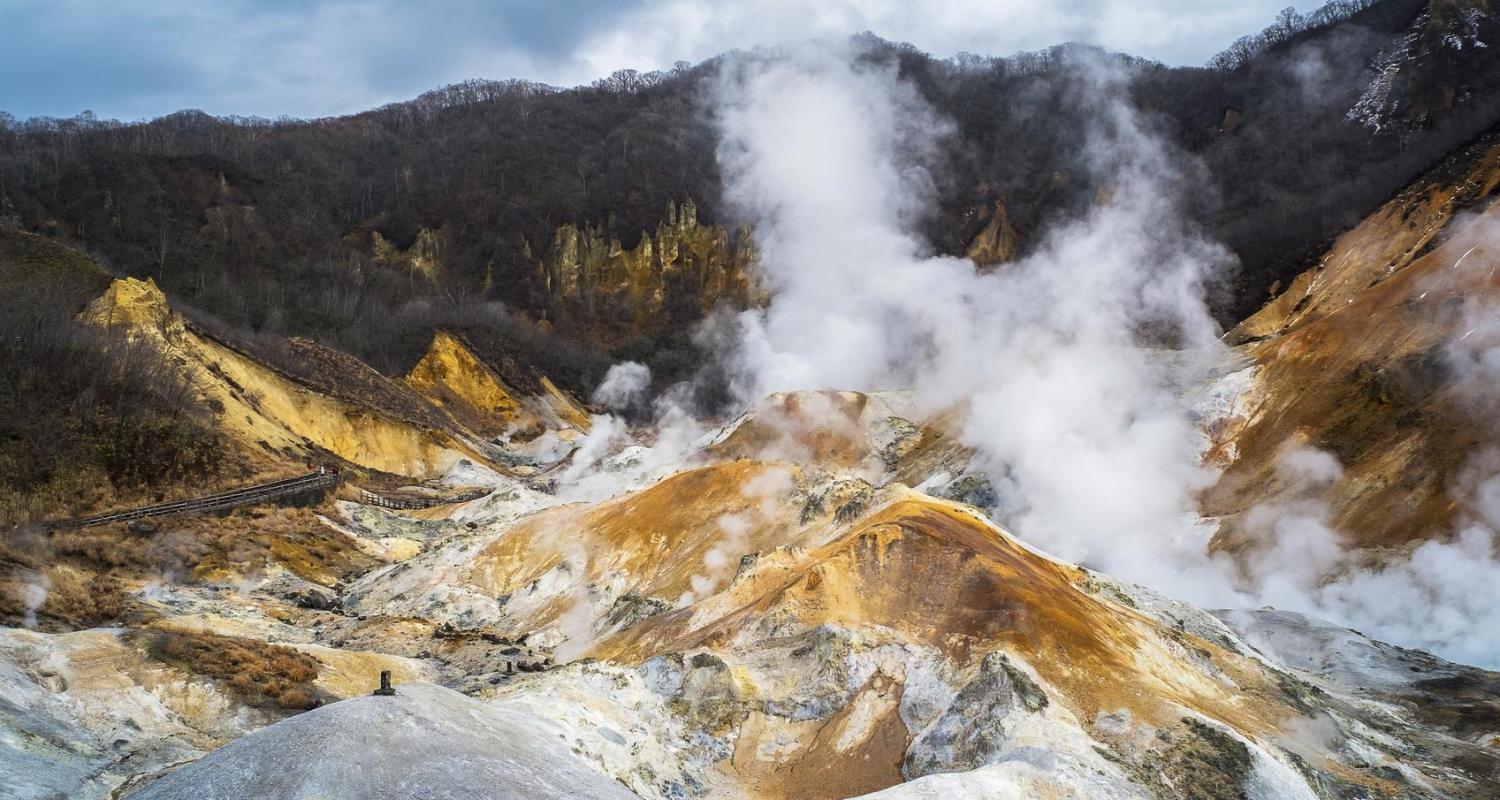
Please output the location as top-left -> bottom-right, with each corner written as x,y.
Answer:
354,487 -> 491,511
47,472 -> 491,529
51,472 -> 342,529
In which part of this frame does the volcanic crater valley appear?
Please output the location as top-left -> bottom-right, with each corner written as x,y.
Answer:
5,1 -> 1500,798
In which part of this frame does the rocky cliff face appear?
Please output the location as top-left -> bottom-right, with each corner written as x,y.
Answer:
1207,129 -> 1500,552
403,330 -> 591,441
76,279 -> 590,479
1348,0 -> 1498,132
351,226 -> 447,285
533,199 -> 757,342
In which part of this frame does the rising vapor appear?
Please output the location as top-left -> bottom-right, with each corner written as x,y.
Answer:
706,40 -> 1500,667
712,42 -> 1234,595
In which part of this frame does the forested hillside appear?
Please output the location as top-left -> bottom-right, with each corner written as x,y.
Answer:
1,0 -> 1496,369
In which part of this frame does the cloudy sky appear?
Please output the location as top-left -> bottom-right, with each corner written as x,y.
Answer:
1,0 -> 1324,121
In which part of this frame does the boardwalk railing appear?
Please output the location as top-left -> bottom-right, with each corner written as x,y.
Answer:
52,473 -> 342,529
354,487 -> 491,511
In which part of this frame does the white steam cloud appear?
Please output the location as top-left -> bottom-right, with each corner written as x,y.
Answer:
534,41 -> 1498,669
1238,442 -> 1500,668
552,381 -> 714,505
1237,245 -> 1500,667
713,44 -> 1235,600
20,573 -> 50,629
1239,444 -> 1348,610
679,465 -> 794,606
592,361 -> 652,411
706,42 -> 1500,668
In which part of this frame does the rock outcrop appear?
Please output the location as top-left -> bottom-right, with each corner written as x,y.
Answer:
358,226 -> 447,285
403,330 -> 590,440
964,200 -> 1021,268
533,199 -> 757,342
1347,0 -> 1499,131
80,278 -> 481,477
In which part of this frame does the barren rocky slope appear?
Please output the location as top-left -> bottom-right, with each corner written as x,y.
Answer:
1208,128 -> 1500,554
3,378 -> 1496,799
6,7 -> 1500,792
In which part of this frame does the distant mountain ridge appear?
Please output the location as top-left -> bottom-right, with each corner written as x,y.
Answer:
0,0 -> 1496,362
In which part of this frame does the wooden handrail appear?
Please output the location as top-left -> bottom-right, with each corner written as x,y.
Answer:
51,472 -> 342,529
354,487 -> 490,510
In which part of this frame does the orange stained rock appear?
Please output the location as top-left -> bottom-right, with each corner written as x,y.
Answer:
404,330 -> 542,439
1233,137 -> 1500,342
79,278 -> 487,478
1209,190 -> 1500,551
594,490 -> 1299,737
469,462 -> 808,612
708,391 -> 879,470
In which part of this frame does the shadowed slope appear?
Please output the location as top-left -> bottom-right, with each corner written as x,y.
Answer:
1209,131 -> 1500,551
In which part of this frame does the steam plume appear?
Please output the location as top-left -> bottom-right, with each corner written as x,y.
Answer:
707,40 -> 1500,668
713,43 -> 1234,598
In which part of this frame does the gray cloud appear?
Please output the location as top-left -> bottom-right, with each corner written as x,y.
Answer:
2,0 -> 1326,121
0,0 -> 629,120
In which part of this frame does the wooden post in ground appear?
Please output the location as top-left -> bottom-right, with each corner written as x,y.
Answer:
373,670 -> 396,696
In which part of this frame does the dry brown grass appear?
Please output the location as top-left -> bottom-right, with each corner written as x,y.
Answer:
145,630 -> 322,710
0,535 -> 140,630
45,504 -> 377,586
0,502 -> 375,632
